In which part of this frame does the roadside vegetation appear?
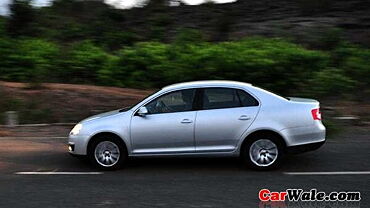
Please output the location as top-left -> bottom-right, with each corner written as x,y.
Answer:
1,26 -> 368,99
0,0 -> 369,126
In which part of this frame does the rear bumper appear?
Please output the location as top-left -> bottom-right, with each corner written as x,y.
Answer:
280,121 -> 326,147
286,140 -> 325,154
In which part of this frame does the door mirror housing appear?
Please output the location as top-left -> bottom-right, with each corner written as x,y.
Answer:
137,107 -> 148,116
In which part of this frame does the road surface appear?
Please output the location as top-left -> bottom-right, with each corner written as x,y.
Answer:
0,128 -> 369,208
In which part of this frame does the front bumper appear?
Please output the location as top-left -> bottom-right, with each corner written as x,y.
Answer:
68,134 -> 89,155
68,142 -> 75,152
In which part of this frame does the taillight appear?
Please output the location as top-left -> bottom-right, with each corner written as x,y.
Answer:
311,108 -> 321,120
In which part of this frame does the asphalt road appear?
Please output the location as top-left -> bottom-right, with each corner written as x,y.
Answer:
0,128 -> 369,208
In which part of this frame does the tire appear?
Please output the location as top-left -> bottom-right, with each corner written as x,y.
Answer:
241,134 -> 284,170
88,135 -> 127,170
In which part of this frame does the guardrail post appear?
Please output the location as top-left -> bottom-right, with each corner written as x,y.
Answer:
5,111 -> 18,127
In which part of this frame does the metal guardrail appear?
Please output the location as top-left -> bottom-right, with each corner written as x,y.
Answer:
0,123 -> 75,128
2,110 -> 76,127
4,111 -> 18,127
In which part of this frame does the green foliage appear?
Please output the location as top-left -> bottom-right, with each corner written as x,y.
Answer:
96,38 -> 330,94
101,42 -> 172,88
55,21 -> 88,41
307,68 -> 355,96
18,39 -> 59,82
0,18 -> 5,37
58,41 -> 110,83
0,37 -> 16,79
0,39 -> 59,85
86,9 -> 138,49
174,28 -> 206,44
332,44 -> 370,93
148,13 -> 171,41
0,34 -> 368,98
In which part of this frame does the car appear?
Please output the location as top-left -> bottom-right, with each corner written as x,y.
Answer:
68,80 -> 325,170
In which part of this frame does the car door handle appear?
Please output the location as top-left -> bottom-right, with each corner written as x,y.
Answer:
181,119 -> 193,123
239,115 -> 251,120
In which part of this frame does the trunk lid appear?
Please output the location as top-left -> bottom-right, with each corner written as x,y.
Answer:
287,97 -> 319,104
287,97 -> 322,125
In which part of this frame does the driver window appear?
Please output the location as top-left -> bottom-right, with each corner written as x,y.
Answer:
145,89 -> 196,114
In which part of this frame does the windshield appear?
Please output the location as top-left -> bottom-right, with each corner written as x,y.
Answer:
119,90 -> 159,112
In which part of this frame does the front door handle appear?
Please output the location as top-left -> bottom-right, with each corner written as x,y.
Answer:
181,119 -> 193,123
239,115 -> 251,120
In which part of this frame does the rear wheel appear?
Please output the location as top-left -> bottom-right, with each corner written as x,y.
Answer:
88,136 -> 127,170
242,134 -> 283,170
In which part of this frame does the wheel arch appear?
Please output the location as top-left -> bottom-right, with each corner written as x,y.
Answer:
239,129 -> 287,156
87,132 -> 128,155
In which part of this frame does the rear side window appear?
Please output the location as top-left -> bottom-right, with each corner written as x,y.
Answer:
202,88 -> 258,110
236,89 -> 259,107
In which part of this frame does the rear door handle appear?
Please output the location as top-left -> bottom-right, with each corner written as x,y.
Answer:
239,115 -> 251,120
181,119 -> 193,123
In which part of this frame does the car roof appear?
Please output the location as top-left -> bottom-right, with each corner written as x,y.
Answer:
162,80 -> 252,91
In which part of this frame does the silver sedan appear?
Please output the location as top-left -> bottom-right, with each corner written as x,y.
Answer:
68,81 -> 325,170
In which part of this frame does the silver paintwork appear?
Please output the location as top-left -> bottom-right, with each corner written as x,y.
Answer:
68,80 -> 325,158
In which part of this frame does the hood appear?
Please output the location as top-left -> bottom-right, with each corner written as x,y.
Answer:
81,109 -> 123,123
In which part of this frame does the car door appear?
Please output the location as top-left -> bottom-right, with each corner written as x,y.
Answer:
195,87 -> 260,152
130,89 -> 197,154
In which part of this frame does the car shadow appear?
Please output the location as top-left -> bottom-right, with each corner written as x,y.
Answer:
1,147 -> 323,174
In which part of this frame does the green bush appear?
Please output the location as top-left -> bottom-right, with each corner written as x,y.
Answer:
100,42 -> 171,88
102,38 -> 329,94
0,39 -> 59,84
332,44 -> 370,94
174,28 -> 206,44
58,41 -> 110,83
0,38 -> 17,80
307,68 -> 355,96
0,18 -> 5,37
0,35 -> 368,99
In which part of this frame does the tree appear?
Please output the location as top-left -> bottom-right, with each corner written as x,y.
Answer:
7,0 -> 35,36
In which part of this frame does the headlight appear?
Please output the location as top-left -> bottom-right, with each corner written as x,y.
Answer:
70,124 -> 82,135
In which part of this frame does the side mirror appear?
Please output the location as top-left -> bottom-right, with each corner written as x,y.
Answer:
137,106 -> 148,117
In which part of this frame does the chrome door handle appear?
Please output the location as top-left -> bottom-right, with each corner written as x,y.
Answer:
181,119 -> 193,123
239,115 -> 251,120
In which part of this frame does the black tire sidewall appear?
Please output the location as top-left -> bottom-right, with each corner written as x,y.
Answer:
88,136 -> 127,171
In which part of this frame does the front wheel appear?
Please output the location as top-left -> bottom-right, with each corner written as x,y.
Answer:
242,135 -> 283,170
88,136 -> 127,170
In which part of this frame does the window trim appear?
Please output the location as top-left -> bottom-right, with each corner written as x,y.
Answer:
132,86 -> 260,116
197,87 -> 259,111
